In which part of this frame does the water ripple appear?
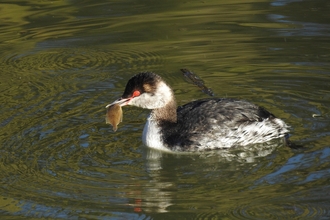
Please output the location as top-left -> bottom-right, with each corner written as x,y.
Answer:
1,48 -> 164,72
231,200 -> 328,219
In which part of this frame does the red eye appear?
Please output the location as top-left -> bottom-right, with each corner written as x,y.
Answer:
132,90 -> 140,97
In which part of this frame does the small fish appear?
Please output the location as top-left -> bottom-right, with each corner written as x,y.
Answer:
106,104 -> 123,131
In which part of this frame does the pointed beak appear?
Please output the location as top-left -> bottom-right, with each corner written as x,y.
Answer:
105,97 -> 131,108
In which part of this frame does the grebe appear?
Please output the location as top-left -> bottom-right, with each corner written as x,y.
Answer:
106,72 -> 290,152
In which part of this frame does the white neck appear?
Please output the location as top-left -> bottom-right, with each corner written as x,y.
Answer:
142,116 -> 171,152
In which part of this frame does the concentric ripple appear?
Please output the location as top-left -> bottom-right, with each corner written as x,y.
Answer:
0,45 -> 166,218
230,200 -> 329,219
1,48 -> 164,72
0,132 -> 146,217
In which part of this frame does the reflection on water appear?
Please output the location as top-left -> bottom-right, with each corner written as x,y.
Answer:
0,0 -> 330,219
269,13 -> 330,37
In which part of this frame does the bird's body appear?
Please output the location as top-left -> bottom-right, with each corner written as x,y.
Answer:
107,72 -> 290,152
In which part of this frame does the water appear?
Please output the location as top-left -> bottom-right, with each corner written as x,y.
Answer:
0,0 -> 330,219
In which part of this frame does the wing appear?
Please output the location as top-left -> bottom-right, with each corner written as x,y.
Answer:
162,98 -> 277,151
177,98 -> 274,129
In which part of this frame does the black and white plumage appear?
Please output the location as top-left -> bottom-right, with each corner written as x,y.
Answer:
106,72 -> 290,152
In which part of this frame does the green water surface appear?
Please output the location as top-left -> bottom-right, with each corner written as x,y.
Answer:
0,0 -> 330,219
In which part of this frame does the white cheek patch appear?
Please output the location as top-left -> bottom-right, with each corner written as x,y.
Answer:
130,93 -> 161,109
129,82 -> 172,109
